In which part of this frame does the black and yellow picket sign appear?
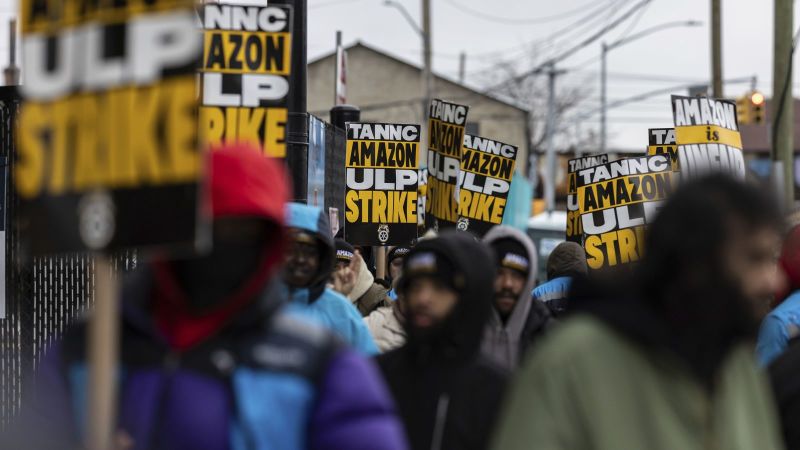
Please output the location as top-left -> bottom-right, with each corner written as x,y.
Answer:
17,0 -> 203,254
671,95 -> 745,179
199,4 -> 292,158
425,98 -> 469,231
574,155 -> 674,270
647,128 -> 679,171
456,135 -> 517,236
566,154 -> 608,244
345,123 -> 421,245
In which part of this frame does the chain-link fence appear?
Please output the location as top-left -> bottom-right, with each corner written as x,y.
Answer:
0,87 -> 137,428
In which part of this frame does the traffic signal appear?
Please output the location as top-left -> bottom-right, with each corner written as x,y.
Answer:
750,91 -> 765,124
736,96 -> 751,125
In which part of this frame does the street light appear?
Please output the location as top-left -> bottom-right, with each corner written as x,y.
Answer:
600,20 -> 703,153
384,0 -> 432,123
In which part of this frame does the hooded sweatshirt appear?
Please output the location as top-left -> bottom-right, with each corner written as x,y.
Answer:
378,231 -> 508,450
285,203 -> 379,355
492,274 -> 783,450
348,256 -> 391,316
481,225 -> 552,371
5,145 -> 406,450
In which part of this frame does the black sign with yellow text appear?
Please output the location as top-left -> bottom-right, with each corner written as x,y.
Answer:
345,123 -> 420,245
671,95 -> 745,179
566,154 -> 608,244
199,4 -> 292,157
647,128 -> 679,171
456,135 -> 517,236
425,99 -> 468,230
17,0 -> 203,254
575,155 -> 674,270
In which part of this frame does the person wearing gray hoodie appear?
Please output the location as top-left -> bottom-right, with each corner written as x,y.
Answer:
481,225 -> 553,371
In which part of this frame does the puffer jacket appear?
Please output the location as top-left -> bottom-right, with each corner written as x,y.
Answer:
2,147 -> 405,450
285,203 -> 378,355
481,225 -> 552,371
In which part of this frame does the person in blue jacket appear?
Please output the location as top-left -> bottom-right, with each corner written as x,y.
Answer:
758,224 -> 800,366
531,241 -> 587,317
283,203 -> 379,355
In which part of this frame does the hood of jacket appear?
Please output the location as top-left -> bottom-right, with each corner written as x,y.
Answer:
349,256 -> 376,302
481,225 -> 539,369
400,230 -> 496,365
482,226 -> 538,332
286,203 -> 336,302
152,144 -> 290,349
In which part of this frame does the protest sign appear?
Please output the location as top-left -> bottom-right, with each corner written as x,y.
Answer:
345,123 -> 421,245
456,135 -> 518,236
566,154 -> 608,243
425,99 -> 469,230
17,0 -> 203,254
199,4 -> 292,157
418,167 -> 428,231
575,155 -> 674,269
647,128 -> 679,171
671,95 -> 745,179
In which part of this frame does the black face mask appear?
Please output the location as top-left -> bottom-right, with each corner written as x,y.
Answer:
173,219 -> 270,315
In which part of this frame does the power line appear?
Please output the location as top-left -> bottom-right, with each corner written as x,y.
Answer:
440,0 -> 609,25
483,0 -> 652,93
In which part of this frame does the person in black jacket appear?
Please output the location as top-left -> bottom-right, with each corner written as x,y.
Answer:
769,337 -> 800,449
377,231 -> 508,450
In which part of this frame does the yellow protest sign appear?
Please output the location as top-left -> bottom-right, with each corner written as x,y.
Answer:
425,98 -> 468,230
199,4 -> 292,157
456,135 -> 518,236
17,0 -> 203,254
671,95 -> 745,179
345,123 -> 421,245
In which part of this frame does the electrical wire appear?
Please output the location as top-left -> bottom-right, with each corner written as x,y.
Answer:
440,0 -> 612,25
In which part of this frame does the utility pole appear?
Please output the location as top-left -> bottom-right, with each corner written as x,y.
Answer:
711,0 -> 723,97
600,42 -> 608,153
773,0 -> 794,207
544,64 -> 565,213
334,30 -> 342,105
3,19 -> 19,85
421,0 -> 433,119
458,51 -> 466,84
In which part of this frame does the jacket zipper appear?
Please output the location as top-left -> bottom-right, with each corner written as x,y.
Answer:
430,394 -> 450,450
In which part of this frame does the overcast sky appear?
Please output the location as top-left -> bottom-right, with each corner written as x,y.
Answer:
1,0 -> 798,150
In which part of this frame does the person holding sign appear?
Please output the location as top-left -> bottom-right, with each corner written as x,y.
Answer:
5,145 -> 407,450
283,203 -> 379,355
493,175 -> 784,450
332,238 -> 391,317
378,231 -> 507,450
481,225 -> 553,371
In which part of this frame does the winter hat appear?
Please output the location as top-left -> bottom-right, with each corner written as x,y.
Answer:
399,249 -> 465,293
388,246 -> 411,265
491,238 -> 531,276
547,241 -> 587,280
335,238 -> 355,263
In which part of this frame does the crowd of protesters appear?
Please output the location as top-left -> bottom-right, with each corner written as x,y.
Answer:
6,143 -> 800,449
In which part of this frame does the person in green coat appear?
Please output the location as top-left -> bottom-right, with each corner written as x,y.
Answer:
493,175 -> 786,450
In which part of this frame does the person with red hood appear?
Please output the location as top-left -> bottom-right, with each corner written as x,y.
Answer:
757,224 -> 800,366
3,144 -> 407,450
